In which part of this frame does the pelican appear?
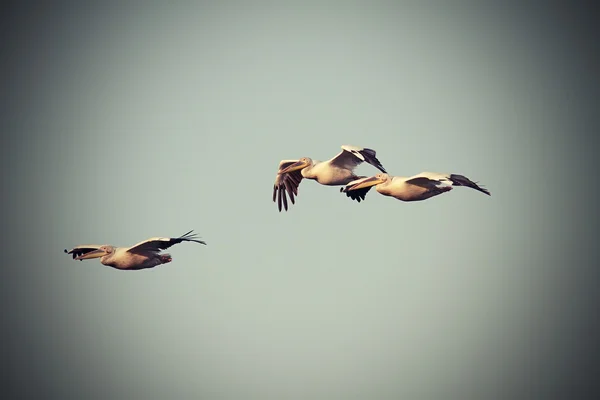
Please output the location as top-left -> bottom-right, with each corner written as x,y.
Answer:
341,172 -> 490,202
273,145 -> 387,211
64,230 -> 206,270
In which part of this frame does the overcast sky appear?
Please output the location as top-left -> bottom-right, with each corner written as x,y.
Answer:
3,2 -> 598,399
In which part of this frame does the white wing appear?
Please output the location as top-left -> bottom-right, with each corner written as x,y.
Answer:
328,145 -> 386,173
406,172 -> 491,195
405,172 -> 452,189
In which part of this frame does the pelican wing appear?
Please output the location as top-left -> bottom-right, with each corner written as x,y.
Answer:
64,245 -> 103,259
328,145 -> 387,173
341,185 -> 373,202
273,160 -> 304,212
449,174 -> 491,196
339,176 -> 375,202
404,176 -> 441,189
406,173 -> 491,195
127,230 -> 206,254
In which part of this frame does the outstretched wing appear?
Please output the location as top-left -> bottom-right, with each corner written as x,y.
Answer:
449,174 -> 491,196
340,185 -> 374,203
339,176 -> 375,203
404,176 -> 442,189
64,245 -> 103,260
406,172 -> 491,196
127,230 -> 206,254
273,160 -> 304,212
328,145 -> 387,173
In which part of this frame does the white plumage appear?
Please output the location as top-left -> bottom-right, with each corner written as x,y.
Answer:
64,230 -> 206,270
341,172 -> 491,202
273,145 -> 387,211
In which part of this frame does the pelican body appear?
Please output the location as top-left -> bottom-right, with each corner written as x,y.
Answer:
273,145 -> 387,211
342,172 -> 490,202
64,230 -> 206,270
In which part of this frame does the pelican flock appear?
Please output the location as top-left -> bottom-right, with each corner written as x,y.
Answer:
341,172 -> 491,202
64,145 -> 491,269
64,230 -> 206,270
273,145 -> 387,211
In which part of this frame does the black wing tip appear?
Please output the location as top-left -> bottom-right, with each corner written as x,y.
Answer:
449,174 -> 491,196
178,230 -> 208,244
274,173 -> 301,212
373,160 -> 386,173
341,185 -> 370,202
358,149 -> 386,173
184,237 -> 207,245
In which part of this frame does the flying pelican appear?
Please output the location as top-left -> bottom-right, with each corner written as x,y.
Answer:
273,145 -> 387,211
341,172 -> 490,202
64,230 -> 206,270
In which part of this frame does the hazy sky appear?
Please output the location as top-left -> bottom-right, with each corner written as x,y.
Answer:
3,2 -> 598,399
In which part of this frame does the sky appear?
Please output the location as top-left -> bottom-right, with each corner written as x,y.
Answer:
2,2 -> 598,399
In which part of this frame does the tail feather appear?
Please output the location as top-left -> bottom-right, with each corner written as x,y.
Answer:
449,174 -> 491,196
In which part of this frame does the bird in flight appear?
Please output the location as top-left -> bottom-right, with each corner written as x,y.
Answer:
273,144 -> 387,211
341,172 -> 490,202
64,230 -> 206,270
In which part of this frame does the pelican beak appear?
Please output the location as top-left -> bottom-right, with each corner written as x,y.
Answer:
75,248 -> 108,260
347,175 -> 386,190
279,160 -> 309,174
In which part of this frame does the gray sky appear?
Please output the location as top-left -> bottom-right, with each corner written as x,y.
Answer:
3,3 -> 598,399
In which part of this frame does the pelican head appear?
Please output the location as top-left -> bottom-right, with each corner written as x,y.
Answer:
75,245 -> 115,260
279,157 -> 313,174
347,173 -> 390,190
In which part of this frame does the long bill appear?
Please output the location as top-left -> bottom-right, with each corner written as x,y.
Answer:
279,160 -> 310,174
75,248 -> 108,260
347,175 -> 386,191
